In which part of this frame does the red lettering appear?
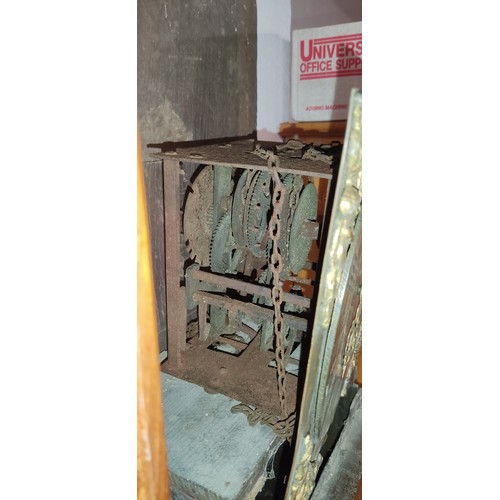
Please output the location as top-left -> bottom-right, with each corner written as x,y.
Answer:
345,42 -> 355,57
300,35 -> 362,74
336,57 -> 362,70
314,60 -> 332,72
355,40 -> 362,56
300,40 -> 313,62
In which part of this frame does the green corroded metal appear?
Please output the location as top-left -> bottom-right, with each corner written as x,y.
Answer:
231,169 -> 250,249
279,174 -> 304,279
213,165 -> 233,232
289,182 -> 318,275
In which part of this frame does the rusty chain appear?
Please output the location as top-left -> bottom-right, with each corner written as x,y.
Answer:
236,148 -> 295,440
267,153 -> 289,419
230,403 -> 296,439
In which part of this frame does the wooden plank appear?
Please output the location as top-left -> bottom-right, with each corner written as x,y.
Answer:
143,160 -> 167,353
138,0 -> 257,155
163,159 -> 186,367
138,139 -> 170,499
161,373 -> 282,500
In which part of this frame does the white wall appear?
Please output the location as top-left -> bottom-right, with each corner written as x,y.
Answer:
256,0 -> 291,141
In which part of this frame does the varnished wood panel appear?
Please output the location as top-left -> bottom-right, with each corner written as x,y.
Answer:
138,137 -> 170,499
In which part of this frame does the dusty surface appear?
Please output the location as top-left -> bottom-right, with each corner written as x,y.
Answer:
162,328 -> 298,416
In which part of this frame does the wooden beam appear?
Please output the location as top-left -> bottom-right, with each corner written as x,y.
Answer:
163,159 -> 186,367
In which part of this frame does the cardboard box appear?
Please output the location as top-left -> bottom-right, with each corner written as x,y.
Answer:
291,22 -> 362,122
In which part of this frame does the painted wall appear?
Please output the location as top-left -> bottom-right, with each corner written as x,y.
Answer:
256,0 -> 291,141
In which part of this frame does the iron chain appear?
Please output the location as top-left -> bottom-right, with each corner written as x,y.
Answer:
267,153 -> 288,419
242,147 -> 296,440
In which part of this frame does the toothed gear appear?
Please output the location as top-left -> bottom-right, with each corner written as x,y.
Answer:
183,166 -> 214,266
210,212 -> 236,274
244,171 -> 272,258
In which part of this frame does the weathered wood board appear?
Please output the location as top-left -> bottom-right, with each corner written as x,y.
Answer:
143,159 -> 167,353
138,0 -> 257,156
161,373 -> 282,499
